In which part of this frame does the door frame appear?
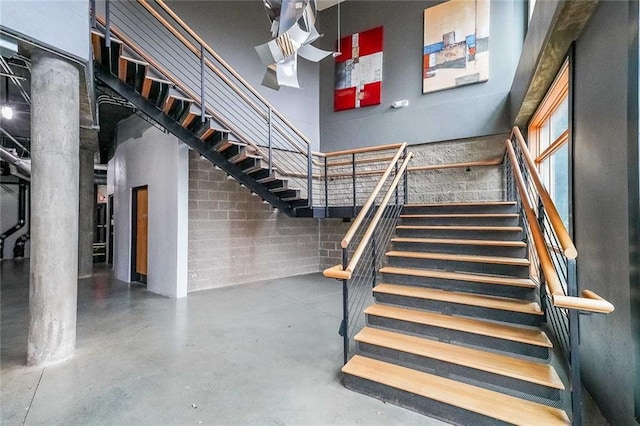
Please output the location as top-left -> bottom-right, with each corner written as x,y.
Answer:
131,185 -> 148,284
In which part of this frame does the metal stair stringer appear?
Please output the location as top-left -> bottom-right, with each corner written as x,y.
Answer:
95,66 -> 295,215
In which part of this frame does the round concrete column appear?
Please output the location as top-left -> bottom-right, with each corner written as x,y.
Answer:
78,145 -> 95,278
28,53 -> 79,366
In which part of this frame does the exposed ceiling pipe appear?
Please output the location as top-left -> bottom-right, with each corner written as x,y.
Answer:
0,146 -> 31,177
0,127 -> 30,155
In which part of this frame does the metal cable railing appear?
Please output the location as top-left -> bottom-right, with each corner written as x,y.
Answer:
323,146 -> 412,363
505,127 -> 614,426
96,0 -> 312,206
314,144 -> 406,215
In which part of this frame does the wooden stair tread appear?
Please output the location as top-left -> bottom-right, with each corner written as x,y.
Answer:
120,55 -> 149,66
144,73 -> 172,85
405,201 -> 517,208
397,225 -> 522,231
400,213 -> 519,218
379,266 -> 536,289
91,30 -> 122,44
374,283 -> 542,315
355,327 -> 564,390
385,250 -> 530,266
364,304 -> 551,347
343,356 -> 569,426
391,237 -> 526,247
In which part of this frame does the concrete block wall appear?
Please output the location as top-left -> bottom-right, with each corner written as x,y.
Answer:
320,219 -> 352,271
188,151 -> 320,292
407,134 -> 507,204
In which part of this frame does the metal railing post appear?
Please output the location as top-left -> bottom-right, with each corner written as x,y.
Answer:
307,144 -> 313,208
339,248 -> 349,365
105,0 -> 111,50
395,157 -> 399,206
352,153 -> 357,217
568,259 -> 582,426
200,44 -> 206,123
403,149 -> 408,204
324,157 -> 329,217
371,232 -> 377,288
90,0 -> 96,29
267,108 -> 273,173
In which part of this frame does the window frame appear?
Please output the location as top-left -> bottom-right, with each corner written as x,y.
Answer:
528,60 -> 570,164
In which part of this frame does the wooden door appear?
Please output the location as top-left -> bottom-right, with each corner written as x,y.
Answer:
134,187 -> 148,279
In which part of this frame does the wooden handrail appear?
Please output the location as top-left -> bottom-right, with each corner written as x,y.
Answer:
341,143 -> 407,249
511,126 -> 577,259
322,264 -> 351,280
95,16 -> 297,178
324,152 -> 414,280
345,153 -> 414,273
137,0 -> 309,158
152,0 -> 312,149
506,141 -> 563,294
554,291 -> 614,314
327,155 -> 396,168
506,140 -> 613,314
327,169 -> 394,179
408,158 -> 503,172
323,143 -> 404,158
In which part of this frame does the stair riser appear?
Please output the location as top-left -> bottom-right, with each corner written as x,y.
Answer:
123,62 -> 146,93
373,293 -> 542,327
220,143 -> 243,159
400,217 -> 520,227
391,241 -> 527,257
344,374 -> 512,426
396,228 -> 523,241
356,342 -> 564,405
379,272 -> 536,300
365,315 -> 550,361
147,81 -> 169,108
385,257 -> 530,278
167,100 -> 190,122
403,204 -> 517,215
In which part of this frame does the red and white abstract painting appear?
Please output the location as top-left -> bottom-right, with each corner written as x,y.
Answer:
334,26 -> 383,111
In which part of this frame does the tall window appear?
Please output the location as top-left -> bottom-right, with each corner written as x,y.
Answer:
528,61 -> 570,228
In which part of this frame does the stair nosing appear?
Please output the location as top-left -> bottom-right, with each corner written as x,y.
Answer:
354,327 -> 564,390
400,213 -> 519,218
391,237 -> 527,248
374,283 -> 542,315
397,225 -> 522,231
364,304 -> 551,347
342,355 -> 569,426
385,250 -> 530,267
379,266 -> 536,289
404,201 -> 517,207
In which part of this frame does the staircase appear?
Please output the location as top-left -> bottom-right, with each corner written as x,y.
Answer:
341,201 -> 571,425
91,1 -> 312,216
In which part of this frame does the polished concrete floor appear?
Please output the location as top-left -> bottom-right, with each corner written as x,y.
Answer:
1,261 -> 447,425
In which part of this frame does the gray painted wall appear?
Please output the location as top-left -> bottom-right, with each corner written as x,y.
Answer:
496,0 -> 640,421
0,1 -> 90,62
164,1 -> 320,150
572,2 -> 637,424
317,0 -> 526,152
109,115 -> 189,299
